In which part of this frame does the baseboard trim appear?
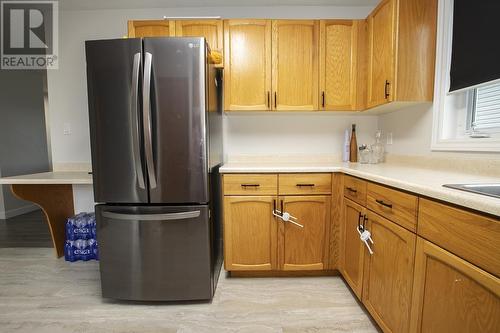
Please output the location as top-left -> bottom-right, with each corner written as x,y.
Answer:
0,204 -> 39,220
228,270 -> 340,278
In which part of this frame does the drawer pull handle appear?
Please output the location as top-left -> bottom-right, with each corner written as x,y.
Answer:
296,183 -> 315,187
346,187 -> 357,193
241,184 -> 260,187
376,199 -> 393,208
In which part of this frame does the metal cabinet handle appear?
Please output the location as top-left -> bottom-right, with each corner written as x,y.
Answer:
375,199 -> 393,209
102,210 -> 200,221
274,92 -> 277,108
241,184 -> 260,187
321,91 -> 325,108
357,212 -> 363,231
131,52 -> 145,189
143,52 -> 157,189
346,187 -> 357,193
267,91 -> 270,108
296,183 -> 315,187
384,80 -> 390,99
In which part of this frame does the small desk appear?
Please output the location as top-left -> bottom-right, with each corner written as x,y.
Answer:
0,172 -> 93,257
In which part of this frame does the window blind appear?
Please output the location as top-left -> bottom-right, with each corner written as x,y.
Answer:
472,81 -> 500,131
449,0 -> 500,92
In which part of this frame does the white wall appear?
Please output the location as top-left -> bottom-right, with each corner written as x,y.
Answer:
224,113 -> 379,156
378,98 -> 500,160
47,6 -> 374,165
0,70 -> 50,218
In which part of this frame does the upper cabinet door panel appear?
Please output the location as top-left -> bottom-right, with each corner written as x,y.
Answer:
367,0 -> 396,108
224,19 -> 272,111
319,20 -> 357,111
127,20 -> 176,37
175,20 -> 223,52
272,20 -> 319,111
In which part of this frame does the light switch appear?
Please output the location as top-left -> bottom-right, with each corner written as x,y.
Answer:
386,132 -> 393,145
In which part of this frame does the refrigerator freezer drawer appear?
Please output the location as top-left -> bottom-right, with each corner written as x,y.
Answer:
96,204 -> 214,301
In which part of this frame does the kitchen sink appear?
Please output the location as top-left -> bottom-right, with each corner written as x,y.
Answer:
443,183 -> 500,199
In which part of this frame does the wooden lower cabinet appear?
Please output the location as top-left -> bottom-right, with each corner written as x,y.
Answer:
340,198 -> 366,299
410,237 -> 500,333
362,211 -> 416,333
281,195 -> 331,271
223,196 -> 278,271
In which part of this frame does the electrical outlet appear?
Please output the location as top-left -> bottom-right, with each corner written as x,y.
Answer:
386,132 -> 393,145
63,123 -> 71,135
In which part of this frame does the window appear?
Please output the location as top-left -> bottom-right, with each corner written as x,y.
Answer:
431,0 -> 500,152
468,81 -> 500,135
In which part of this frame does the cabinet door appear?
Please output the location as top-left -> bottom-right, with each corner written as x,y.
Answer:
280,196 -> 330,270
224,19 -> 272,111
410,238 -> 500,333
366,0 -> 396,108
223,196 -> 278,271
319,20 -> 358,111
340,198 -> 366,299
362,211 -> 416,333
175,20 -> 223,53
272,20 -> 319,111
127,20 -> 175,37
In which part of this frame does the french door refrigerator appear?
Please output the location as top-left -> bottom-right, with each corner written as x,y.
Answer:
85,37 -> 223,301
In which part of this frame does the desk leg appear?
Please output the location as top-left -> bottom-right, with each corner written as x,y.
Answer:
10,184 -> 74,258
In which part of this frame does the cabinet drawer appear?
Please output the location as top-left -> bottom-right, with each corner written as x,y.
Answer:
223,174 -> 278,195
343,175 -> 367,206
367,182 -> 418,231
418,198 -> 500,277
278,174 -> 332,195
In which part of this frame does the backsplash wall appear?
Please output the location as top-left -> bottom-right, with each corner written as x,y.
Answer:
223,113 -> 379,157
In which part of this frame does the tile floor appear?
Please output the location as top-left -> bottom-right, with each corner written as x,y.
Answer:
0,248 -> 378,333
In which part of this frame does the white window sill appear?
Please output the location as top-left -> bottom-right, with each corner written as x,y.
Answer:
432,137 -> 500,152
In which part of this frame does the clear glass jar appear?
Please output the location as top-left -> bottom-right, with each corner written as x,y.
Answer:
359,145 -> 370,164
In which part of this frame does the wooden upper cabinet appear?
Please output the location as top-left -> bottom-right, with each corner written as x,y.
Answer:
224,19 -> 272,111
127,20 -> 175,38
362,211 -> 416,333
319,20 -> 365,111
410,238 -> 500,333
223,196 -> 278,271
281,195 -> 330,271
367,0 -> 396,108
272,20 -> 319,111
340,198 -> 366,299
366,0 -> 438,109
175,20 -> 223,51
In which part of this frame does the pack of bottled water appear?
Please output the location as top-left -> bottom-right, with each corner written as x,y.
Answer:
64,212 -> 99,262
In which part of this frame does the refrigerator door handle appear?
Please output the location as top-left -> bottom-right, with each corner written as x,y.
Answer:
102,210 -> 201,221
131,52 -> 145,189
143,52 -> 157,189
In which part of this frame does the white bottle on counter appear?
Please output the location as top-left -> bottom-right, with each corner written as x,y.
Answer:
342,128 -> 350,162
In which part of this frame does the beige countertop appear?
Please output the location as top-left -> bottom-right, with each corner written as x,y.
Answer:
1,160 -> 498,217
0,171 -> 93,185
220,159 -> 500,217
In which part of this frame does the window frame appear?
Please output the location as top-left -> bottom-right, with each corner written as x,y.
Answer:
431,0 -> 500,152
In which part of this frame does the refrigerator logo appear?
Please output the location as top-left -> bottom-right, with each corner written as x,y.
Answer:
1,0 -> 58,69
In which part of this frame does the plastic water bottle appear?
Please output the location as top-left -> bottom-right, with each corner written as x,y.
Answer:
64,240 -> 76,262
74,239 -> 91,261
64,212 -> 98,262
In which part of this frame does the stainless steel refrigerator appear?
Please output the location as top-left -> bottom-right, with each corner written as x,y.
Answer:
85,37 -> 223,301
